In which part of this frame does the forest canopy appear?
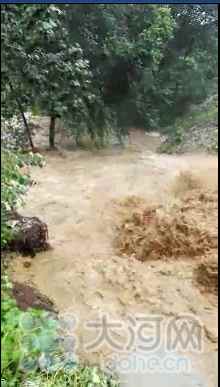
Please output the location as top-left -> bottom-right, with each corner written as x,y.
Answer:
1,4 -> 218,146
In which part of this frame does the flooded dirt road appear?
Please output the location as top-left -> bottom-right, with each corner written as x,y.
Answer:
10,130 -> 218,386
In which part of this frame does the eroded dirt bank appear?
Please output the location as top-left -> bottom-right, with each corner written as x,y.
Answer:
9,130 -> 218,386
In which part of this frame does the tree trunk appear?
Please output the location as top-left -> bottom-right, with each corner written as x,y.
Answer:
8,81 -> 34,150
49,116 -> 56,149
20,109 -> 34,150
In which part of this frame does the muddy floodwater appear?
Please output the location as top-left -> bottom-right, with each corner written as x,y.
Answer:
10,128 -> 218,387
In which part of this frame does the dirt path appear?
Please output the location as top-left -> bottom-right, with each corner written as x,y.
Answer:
10,130 -> 218,386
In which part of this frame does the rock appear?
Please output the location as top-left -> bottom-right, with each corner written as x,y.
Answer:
8,212 -> 49,256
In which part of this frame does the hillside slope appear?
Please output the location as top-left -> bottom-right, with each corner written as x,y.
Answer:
159,94 -> 218,154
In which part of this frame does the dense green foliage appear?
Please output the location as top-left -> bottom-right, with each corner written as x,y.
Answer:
2,4 -> 217,145
1,5 -> 94,147
1,278 -> 60,385
1,278 -> 119,387
158,5 -> 218,123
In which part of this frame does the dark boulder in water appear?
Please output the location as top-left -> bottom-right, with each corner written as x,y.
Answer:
8,212 -> 49,257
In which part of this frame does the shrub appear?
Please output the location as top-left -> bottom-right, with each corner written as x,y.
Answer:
1,147 -> 44,248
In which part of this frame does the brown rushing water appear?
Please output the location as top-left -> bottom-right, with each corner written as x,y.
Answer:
10,128 -> 218,386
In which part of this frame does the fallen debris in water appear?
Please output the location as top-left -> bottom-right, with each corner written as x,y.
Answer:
115,189 -> 217,262
12,281 -> 57,313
